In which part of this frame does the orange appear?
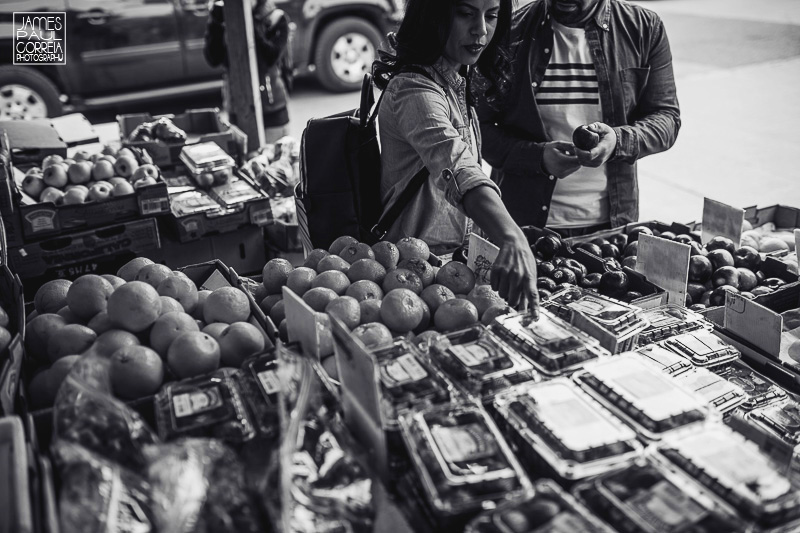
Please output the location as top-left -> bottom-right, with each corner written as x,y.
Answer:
86,329 -> 140,358
202,322 -> 229,341
157,273 -> 199,314
359,299 -> 382,324
414,301 -> 432,334
46,354 -> 82,405
259,294 -> 283,315
110,345 -> 164,400
329,235 -> 358,256
481,305 -> 514,326
347,258 -> 387,285
468,285 -> 505,316
192,289 -> 212,320
352,322 -> 393,348
302,287 -> 338,312
380,288 -> 425,333
398,258 -> 435,287
321,355 -> 339,380
135,263 -> 173,288
325,296 -> 361,329
252,283 -> 268,305
286,267 -> 317,297
66,274 -> 114,320
150,311 -> 200,357
0,326 -> 10,353
436,261 -> 476,295
101,274 -> 126,290
29,370 -> 55,409
25,314 -> 67,364
434,299 -> 479,332
420,284 -> 456,313
270,300 -> 286,325
107,281 -> 163,332
316,255 -> 350,274
339,243 -> 375,263
396,237 -> 430,262
346,280 -> 384,301
316,313 -> 335,358
312,270 -> 350,295
262,258 -> 294,295
218,322 -> 266,367
278,319 -> 288,342
116,257 -> 154,282
302,248 -> 330,270
159,295 -> 185,315
167,331 -> 221,379
57,305 -> 84,325
47,323 -> 96,362
203,287 -> 250,324
371,241 -> 400,270
34,279 -> 72,314
382,268 -> 423,295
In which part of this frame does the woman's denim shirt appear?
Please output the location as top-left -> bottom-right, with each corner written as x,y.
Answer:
378,58 -> 501,254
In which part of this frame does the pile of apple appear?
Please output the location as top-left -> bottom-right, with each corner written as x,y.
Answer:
19,147 -> 161,206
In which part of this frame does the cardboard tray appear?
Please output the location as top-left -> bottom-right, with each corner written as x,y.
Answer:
0,265 -> 25,417
561,220 -> 694,246
0,120 -> 67,166
118,108 -> 247,168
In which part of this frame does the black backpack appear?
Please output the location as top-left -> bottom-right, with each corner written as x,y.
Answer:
296,71 -> 431,253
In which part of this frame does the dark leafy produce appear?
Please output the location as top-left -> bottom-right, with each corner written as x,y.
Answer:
572,125 -> 600,150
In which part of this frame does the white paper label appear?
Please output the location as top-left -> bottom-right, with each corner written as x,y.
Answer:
450,343 -> 491,367
382,354 -> 428,387
172,387 -> 222,418
258,369 -> 281,395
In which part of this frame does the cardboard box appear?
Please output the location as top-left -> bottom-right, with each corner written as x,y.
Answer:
0,265 -> 24,416
8,218 -> 161,294
0,120 -> 67,165
49,113 -> 99,147
118,108 -> 247,168
562,220 -> 694,246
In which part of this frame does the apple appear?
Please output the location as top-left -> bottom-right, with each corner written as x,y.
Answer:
114,155 -> 139,178
117,147 -> 135,158
576,242 -> 603,258
687,282 -> 706,304
733,246 -> 762,271
609,233 -> 628,251
133,176 -> 157,189
21,173 -> 45,199
112,180 -> 135,197
674,234 -> 694,245
621,255 -> 637,269
90,153 -> 102,163
737,267 -> 758,292
705,236 -> 737,256
73,150 -> 91,162
63,187 -> 88,205
707,249 -> 735,271
42,164 -> 68,188
131,163 -> 159,183
67,161 -> 93,184
688,255 -> 713,283
88,182 -> 113,202
627,226 -> 653,242
101,144 -> 117,156
41,154 -> 64,169
589,237 -> 611,247
712,266 -> 740,289
195,172 -> 214,189
64,184 -> 88,194
100,155 -> 116,165
572,125 -> 599,150
91,160 -> 115,181
39,187 -> 64,205
710,285 -> 739,306
62,158 -> 76,167
534,235 -> 562,261
212,168 -> 231,185
25,166 -> 43,176
600,243 -> 620,259
623,241 -> 639,257
552,267 -> 577,286
700,290 -> 713,306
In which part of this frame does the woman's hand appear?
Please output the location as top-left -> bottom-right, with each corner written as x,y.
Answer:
491,234 -> 540,318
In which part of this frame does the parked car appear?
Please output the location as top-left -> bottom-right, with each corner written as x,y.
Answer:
0,0 -> 402,120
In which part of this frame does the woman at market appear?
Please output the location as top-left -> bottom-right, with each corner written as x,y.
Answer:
372,0 -> 539,312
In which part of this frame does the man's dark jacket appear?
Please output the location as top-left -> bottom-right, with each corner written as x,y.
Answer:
478,0 -> 681,228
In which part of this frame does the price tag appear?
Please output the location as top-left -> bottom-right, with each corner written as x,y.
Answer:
702,198 -> 745,246
724,292 -> 783,356
795,229 -> 800,280
282,286 -> 321,360
635,234 -> 691,306
467,233 -> 499,286
330,316 -> 388,482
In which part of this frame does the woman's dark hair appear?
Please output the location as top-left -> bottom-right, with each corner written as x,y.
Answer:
373,0 -> 514,107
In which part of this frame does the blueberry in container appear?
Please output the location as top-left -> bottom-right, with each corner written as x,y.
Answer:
637,304 -> 714,346
656,330 -> 740,368
635,343 -> 694,376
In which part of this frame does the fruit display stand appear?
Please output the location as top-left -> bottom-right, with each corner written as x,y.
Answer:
0,415 -> 33,533
0,264 -> 24,416
563,219 -> 695,247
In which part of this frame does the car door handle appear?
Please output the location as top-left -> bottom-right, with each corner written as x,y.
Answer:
77,10 -> 111,25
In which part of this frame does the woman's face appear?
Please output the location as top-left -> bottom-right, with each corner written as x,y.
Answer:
442,0 -> 501,70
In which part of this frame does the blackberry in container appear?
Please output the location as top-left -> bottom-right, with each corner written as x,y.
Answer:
712,359 -> 787,411
573,355 -> 713,441
491,309 -> 609,377
748,397 -> 800,446
238,352 -> 282,440
635,343 -> 694,376
637,304 -> 713,346
398,403 -> 533,528
656,330 -> 740,368
493,379 -> 642,482
673,367 -> 746,414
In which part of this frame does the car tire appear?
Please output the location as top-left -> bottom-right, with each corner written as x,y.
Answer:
314,17 -> 383,93
0,66 -> 63,119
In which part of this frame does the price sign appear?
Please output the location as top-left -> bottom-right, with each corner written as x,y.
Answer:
282,286 -> 321,360
725,292 -> 783,356
795,230 -> 800,280
331,316 -> 388,482
467,233 -> 499,286
702,198 -> 745,246
635,234 -> 691,306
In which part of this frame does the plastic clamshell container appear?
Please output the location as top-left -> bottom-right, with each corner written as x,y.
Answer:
712,360 -> 788,411
374,339 -> 456,429
573,459 -> 746,533
635,344 -> 694,376
656,425 -> 800,528
465,478 -> 615,533
573,354 -> 714,441
672,367 -> 746,414
430,324 -> 539,401
493,379 -> 642,481
398,402 -> 533,520
0,416 -> 32,533
237,352 -> 281,439
154,367 -> 256,443
179,140 -> 235,173
748,398 -> 800,446
656,330 -> 740,368
637,304 -> 714,346
491,309 -> 610,377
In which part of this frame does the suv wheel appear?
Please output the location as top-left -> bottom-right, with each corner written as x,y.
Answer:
315,17 -> 383,93
0,66 -> 63,120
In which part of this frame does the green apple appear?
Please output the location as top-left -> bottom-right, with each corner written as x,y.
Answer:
88,182 -> 113,202
39,187 -> 65,205
42,164 -> 68,188
67,161 -> 93,184
21,173 -> 45,199
41,154 -> 64,169
131,163 -> 159,183
91,160 -> 115,181
63,187 -> 89,205
114,155 -> 139,178
133,176 -> 158,189
111,180 -> 135,197
73,150 -> 91,162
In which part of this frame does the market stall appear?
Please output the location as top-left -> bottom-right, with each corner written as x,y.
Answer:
1,113 -> 800,533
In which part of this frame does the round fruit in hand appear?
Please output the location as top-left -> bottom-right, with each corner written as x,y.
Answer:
572,125 -> 600,150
